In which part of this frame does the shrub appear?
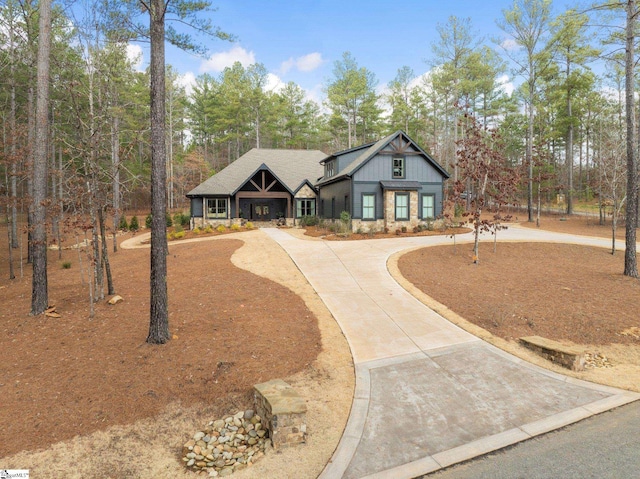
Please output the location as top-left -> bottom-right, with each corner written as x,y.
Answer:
167,231 -> 175,240
174,224 -> 184,233
118,215 -> 128,231
216,224 -> 226,233
246,222 -> 254,230
203,225 -> 214,234
165,213 -> 173,227
401,226 -> 407,233
62,261 -> 72,269
145,214 -> 152,229
300,215 -> 319,227
129,216 -> 139,231
173,212 -> 190,228
231,223 -> 240,231
173,230 -> 185,239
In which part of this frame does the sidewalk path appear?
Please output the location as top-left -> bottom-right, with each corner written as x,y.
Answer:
263,227 -> 639,479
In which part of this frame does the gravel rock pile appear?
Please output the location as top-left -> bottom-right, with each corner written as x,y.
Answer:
182,409 -> 270,477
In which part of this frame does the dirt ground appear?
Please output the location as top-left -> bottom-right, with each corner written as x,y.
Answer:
0,228 -> 353,478
2,211 -> 639,476
395,213 -> 640,392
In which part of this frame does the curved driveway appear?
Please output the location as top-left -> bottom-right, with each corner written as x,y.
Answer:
263,226 -> 639,479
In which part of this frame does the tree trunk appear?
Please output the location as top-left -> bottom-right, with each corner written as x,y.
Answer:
112,114 -> 120,253
98,206 -> 115,296
566,54 -> 573,215
147,0 -> 170,344
527,80 -> 534,222
624,0 -> 638,277
30,0 -> 52,315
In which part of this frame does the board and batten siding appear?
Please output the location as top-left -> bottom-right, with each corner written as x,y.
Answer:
191,197 -> 203,217
352,182 -> 384,220
318,179 -> 351,219
355,153 -> 444,183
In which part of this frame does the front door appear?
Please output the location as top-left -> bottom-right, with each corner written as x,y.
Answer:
255,204 -> 270,221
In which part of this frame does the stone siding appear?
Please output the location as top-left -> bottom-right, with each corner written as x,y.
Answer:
383,190 -> 419,232
254,379 -> 307,450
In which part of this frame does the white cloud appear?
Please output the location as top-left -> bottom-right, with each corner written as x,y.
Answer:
178,72 -> 197,97
126,44 -> 144,71
280,52 -> 324,74
500,38 -> 520,51
200,46 -> 256,73
296,52 -> 323,72
265,73 -> 285,93
497,74 -> 515,96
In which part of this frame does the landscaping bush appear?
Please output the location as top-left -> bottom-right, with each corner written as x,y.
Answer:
62,261 -> 71,269
173,212 -> 190,228
174,224 -> 184,233
300,215 -> 319,227
231,223 -> 240,231
165,213 -> 173,227
118,215 -> 128,231
246,222 -> 254,230
216,224 -> 226,233
173,230 -> 185,239
145,214 -> 152,229
129,216 -> 139,231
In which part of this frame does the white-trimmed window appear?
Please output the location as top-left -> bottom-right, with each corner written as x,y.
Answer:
392,157 -> 405,179
206,198 -> 227,219
395,193 -> 409,220
296,198 -> 316,217
421,194 -> 435,219
362,193 -> 375,220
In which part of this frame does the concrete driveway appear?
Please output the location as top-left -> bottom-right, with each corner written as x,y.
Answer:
263,227 -> 639,479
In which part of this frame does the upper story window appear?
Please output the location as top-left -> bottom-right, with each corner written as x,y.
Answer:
325,160 -> 336,177
392,157 -> 405,179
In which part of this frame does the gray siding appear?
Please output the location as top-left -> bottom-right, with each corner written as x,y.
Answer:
191,197 -> 203,217
352,182 -> 384,220
419,184 -> 445,218
354,147 -> 444,184
318,179 -> 351,219
337,149 -> 367,173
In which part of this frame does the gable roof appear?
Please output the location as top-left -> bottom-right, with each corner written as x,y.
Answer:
187,148 -> 327,197
315,130 -> 450,187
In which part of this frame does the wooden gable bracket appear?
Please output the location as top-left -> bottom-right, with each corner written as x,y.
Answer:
379,135 -> 421,156
249,170 -> 279,193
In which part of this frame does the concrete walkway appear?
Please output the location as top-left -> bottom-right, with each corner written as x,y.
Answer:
263,226 -> 639,479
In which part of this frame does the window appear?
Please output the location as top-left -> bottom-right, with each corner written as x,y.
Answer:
362,193 -> 375,220
296,198 -> 316,217
325,160 -> 335,177
206,198 -> 227,219
392,157 -> 405,179
422,194 -> 435,219
395,193 -> 409,220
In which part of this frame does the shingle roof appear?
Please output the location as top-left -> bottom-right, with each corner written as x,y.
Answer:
187,148 -> 327,197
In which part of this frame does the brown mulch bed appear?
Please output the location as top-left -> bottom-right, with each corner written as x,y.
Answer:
399,242 -> 640,346
0,236 -> 320,458
518,212 -> 634,240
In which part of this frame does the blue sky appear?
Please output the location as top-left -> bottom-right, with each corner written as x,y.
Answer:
129,0 -> 574,101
